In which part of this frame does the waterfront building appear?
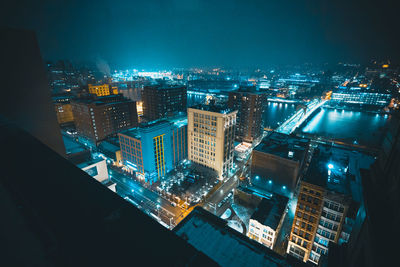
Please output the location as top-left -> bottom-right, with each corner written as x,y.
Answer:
247,194 -> 289,249
71,94 -> 138,145
228,87 -> 267,143
287,145 -> 374,265
251,132 -> 309,198
142,83 -> 187,121
118,116 -> 187,184
188,104 -> 237,180
331,90 -> 391,106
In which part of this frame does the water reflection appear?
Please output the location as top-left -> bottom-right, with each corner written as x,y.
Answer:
301,108 -> 390,146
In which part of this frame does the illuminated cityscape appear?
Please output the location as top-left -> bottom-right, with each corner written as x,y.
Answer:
1,1 -> 400,266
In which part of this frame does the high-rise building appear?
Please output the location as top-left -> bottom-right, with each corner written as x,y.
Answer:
142,83 -> 187,121
88,83 -> 114,97
71,94 -> 138,145
228,87 -> 267,143
188,104 -> 237,180
286,145 -> 375,265
118,116 -> 187,184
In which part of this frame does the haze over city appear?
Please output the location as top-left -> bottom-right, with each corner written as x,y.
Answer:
1,1 -> 399,267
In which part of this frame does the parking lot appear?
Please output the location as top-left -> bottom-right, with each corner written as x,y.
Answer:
157,161 -> 219,206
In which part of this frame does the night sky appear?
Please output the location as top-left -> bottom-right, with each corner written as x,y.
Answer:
2,0 -> 399,68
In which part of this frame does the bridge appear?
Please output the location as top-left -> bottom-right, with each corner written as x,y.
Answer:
275,99 -> 327,134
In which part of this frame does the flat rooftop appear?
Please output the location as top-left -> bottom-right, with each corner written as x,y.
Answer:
174,207 -> 305,267
303,145 -> 374,195
189,103 -> 236,114
62,134 -> 87,154
254,132 -> 309,162
76,157 -> 105,169
251,194 -> 289,230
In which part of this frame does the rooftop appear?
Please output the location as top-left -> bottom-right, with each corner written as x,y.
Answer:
254,132 -> 309,162
76,157 -> 105,169
62,134 -> 86,154
174,207 -> 307,267
303,145 -> 374,195
189,103 -> 236,114
251,194 -> 289,230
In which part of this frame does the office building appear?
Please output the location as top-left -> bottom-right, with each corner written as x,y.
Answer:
247,194 -> 289,249
53,95 -> 74,125
228,87 -> 267,143
287,145 -> 375,264
251,132 -> 309,198
188,104 -> 237,180
71,94 -> 138,145
119,116 -> 188,184
142,83 -> 187,121
331,90 -> 391,106
88,83 -> 116,96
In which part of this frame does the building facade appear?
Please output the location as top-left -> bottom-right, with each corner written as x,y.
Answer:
247,194 -> 289,250
53,96 -> 74,125
228,88 -> 267,143
142,83 -> 187,121
88,84 -> 114,96
331,91 -> 391,106
287,145 -> 373,265
71,94 -> 138,145
119,116 -> 187,184
251,133 -> 309,198
188,104 -> 237,179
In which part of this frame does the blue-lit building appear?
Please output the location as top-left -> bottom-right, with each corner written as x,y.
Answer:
118,116 -> 187,184
331,90 -> 391,106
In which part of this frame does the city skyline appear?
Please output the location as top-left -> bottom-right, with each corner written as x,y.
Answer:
3,0 -> 399,69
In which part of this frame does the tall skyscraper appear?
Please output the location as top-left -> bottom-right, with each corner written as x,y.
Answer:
228,87 -> 267,143
188,104 -> 237,180
142,83 -> 187,121
71,94 -> 138,145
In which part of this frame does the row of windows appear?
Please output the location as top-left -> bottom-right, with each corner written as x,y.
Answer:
317,228 -> 336,242
298,203 -> 318,214
193,113 -> 217,121
302,187 -> 322,196
296,211 -> 316,223
319,218 -> 338,231
293,227 -> 311,241
321,210 -> 342,222
299,193 -> 321,205
324,201 -> 345,213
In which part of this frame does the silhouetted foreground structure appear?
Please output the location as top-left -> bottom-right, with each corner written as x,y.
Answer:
0,28 -> 65,156
174,207 -> 308,267
320,112 -> 400,267
0,117 -> 216,266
